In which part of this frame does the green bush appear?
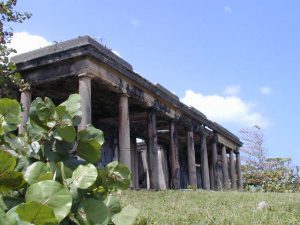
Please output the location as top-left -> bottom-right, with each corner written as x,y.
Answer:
0,94 -> 140,225
243,158 -> 300,192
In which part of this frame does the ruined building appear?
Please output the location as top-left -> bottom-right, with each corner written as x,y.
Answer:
12,36 -> 243,190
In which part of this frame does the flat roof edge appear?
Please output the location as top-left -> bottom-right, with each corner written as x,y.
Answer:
11,35 -> 133,71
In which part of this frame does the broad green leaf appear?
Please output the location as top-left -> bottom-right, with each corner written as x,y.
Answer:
104,195 -> 121,216
0,98 -> 21,133
15,156 -> 30,172
48,161 -> 73,182
78,125 -> 105,146
37,172 -> 53,181
4,133 -> 28,156
112,205 -> 140,225
55,106 -> 73,126
77,125 -> 104,163
27,101 -> 48,139
54,126 -> 76,143
0,207 -> 29,225
43,140 -> 63,162
59,94 -> 81,125
0,150 -> 16,173
35,97 -> 56,122
77,140 -> 101,164
4,209 -> 33,225
29,98 -> 51,135
0,171 -> 25,192
25,180 -> 72,222
106,161 -> 131,190
0,208 -> 9,225
16,201 -> 58,225
54,140 -> 74,160
0,98 -> 21,123
77,199 -> 110,225
24,162 -> 51,185
70,164 -> 98,189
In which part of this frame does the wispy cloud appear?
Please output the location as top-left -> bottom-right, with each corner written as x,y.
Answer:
224,6 -> 233,13
8,31 -> 51,56
224,85 -> 240,96
260,86 -> 272,95
130,18 -> 141,28
181,89 -> 268,128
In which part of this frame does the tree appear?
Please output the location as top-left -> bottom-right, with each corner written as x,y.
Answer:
0,95 -> 140,225
240,126 -> 267,189
0,0 -> 31,98
240,126 -> 299,192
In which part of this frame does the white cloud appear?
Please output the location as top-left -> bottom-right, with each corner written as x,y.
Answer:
224,6 -> 233,13
8,31 -> 51,56
130,18 -> 141,28
224,85 -> 240,96
181,90 -> 268,128
260,86 -> 272,95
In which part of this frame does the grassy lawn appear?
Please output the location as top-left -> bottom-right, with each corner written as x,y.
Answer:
118,190 -> 300,225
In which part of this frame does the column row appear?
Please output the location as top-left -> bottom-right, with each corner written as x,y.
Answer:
18,74 -> 243,191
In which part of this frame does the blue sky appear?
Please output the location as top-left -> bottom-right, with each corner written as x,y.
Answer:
11,0 -> 300,164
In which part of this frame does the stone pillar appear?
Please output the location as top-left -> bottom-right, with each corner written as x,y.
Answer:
216,154 -> 223,190
229,149 -> 237,190
131,137 -> 139,190
140,147 -> 150,190
221,145 -> 230,190
170,120 -> 180,189
236,151 -> 243,190
78,74 -> 92,131
158,148 -> 167,190
147,108 -> 159,190
187,128 -> 197,187
200,132 -> 210,190
118,94 -> 131,172
19,89 -> 32,134
212,140 -> 219,190
209,154 -> 214,190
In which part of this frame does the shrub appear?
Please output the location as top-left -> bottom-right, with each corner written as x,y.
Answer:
0,94 -> 140,225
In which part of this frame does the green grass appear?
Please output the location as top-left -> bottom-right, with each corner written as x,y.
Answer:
118,190 -> 300,225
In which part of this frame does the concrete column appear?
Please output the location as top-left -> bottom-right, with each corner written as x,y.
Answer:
212,141 -> 219,190
236,151 -> 243,190
229,149 -> 237,190
140,147 -> 150,190
161,148 -> 170,189
130,137 -> 139,190
118,94 -> 131,172
187,128 -> 197,187
19,90 -> 32,134
170,120 -> 180,189
200,133 -> 210,190
158,148 -> 167,190
147,108 -> 159,190
209,154 -> 214,190
221,145 -> 230,190
216,154 -> 223,190
78,74 -> 92,131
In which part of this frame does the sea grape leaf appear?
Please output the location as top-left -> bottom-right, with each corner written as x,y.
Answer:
70,164 -> 98,189
112,205 -> 140,225
25,180 -> 72,222
77,199 -> 110,225
24,162 -> 52,185
16,201 -> 58,225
